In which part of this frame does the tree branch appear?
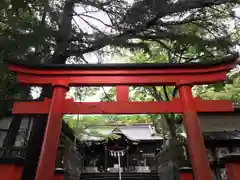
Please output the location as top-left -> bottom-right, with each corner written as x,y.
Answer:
163,86 -> 170,101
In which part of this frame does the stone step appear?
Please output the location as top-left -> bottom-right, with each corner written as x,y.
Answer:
81,172 -> 159,180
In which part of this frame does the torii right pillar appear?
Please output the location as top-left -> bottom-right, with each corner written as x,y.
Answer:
178,84 -> 212,180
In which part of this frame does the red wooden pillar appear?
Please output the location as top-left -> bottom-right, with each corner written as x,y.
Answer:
116,86 -> 128,102
179,167 -> 193,180
53,169 -> 64,180
220,154 -> 240,180
35,84 -> 69,180
0,158 -> 24,180
0,164 -> 20,180
178,84 -> 212,180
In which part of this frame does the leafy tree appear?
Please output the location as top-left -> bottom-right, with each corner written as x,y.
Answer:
194,67 -> 240,101
64,114 -> 153,134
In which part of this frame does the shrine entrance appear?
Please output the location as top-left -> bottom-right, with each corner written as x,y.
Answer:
8,53 -> 238,180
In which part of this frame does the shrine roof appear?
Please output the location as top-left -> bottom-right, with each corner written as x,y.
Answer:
203,131 -> 240,141
81,124 -> 162,141
8,53 -> 238,70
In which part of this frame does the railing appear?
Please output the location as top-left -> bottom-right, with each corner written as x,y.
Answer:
83,166 -> 155,173
82,153 -> 158,174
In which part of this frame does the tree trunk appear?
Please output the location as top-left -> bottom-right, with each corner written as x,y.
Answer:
20,0 -> 74,179
165,117 -> 178,144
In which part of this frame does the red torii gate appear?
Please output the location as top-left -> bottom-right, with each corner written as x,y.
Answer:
8,53 -> 238,180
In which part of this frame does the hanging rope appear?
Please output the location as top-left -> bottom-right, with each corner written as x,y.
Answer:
106,147 -> 129,180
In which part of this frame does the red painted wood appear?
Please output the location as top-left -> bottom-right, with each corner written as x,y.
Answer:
225,163 -> 240,180
7,58 -> 237,180
15,166 -> 22,180
116,86 -> 129,102
180,173 -> 193,180
0,165 -> 63,180
178,85 -> 212,180
16,73 -> 227,86
0,164 -> 22,180
35,85 -> 68,180
194,97 -> 234,112
8,63 -> 233,75
53,174 -> 64,180
12,98 -> 233,114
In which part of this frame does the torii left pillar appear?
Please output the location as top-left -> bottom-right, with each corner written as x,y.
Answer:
35,83 -> 68,180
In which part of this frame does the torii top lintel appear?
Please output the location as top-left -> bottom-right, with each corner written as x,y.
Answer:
8,53 -> 238,86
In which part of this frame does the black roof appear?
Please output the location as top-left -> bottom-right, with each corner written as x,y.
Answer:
203,131 -> 240,141
7,53 -> 238,70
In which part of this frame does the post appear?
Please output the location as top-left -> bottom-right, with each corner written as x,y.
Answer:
104,147 -> 107,172
53,169 -> 64,180
35,84 -> 68,180
220,154 -> 240,180
179,167 -> 193,180
126,150 -> 129,172
118,155 -> 121,180
116,86 -> 128,102
0,157 -> 24,180
178,84 -> 212,180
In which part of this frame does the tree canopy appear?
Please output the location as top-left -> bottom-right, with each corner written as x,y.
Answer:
1,0 -> 239,64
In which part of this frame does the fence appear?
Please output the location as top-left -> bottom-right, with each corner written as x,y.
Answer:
156,142 -> 190,180
156,142 -> 230,180
157,159 -> 180,180
64,147 -> 83,180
